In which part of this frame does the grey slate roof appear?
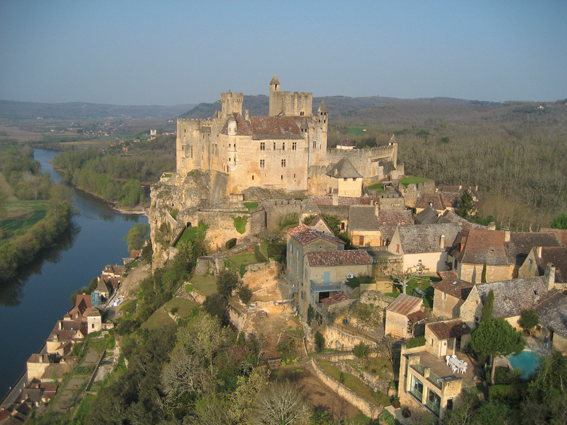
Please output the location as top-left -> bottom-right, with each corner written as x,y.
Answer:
535,291 -> 567,338
301,198 -> 321,215
398,223 -> 461,254
476,276 -> 550,319
319,205 -> 350,221
415,206 -> 439,224
348,206 -> 379,231
326,158 -> 362,179
505,232 -> 561,267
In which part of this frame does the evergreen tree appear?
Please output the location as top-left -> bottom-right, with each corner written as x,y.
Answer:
481,261 -> 487,283
551,211 -> 567,229
480,290 -> 494,323
455,189 -> 475,219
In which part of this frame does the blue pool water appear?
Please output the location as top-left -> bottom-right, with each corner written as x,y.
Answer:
508,350 -> 541,379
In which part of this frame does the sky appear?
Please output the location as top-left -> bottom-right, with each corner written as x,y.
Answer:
0,0 -> 566,105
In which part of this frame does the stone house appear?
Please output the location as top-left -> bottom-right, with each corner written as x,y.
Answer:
424,320 -> 471,358
459,269 -> 555,330
449,229 -> 512,283
519,246 -> 567,283
102,264 -> 125,278
85,307 -> 102,333
534,291 -> 567,352
96,276 -> 112,299
305,214 -> 334,235
46,321 -> 87,354
325,158 -> 363,197
26,354 -> 52,382
431,271 -> 473,320
301,250 -> 372,319
384,294 -> 424,338
286,224 -> 345,292
347,205 -> 381,247
377,209 -> 414,245
504,230 -> 561,277
387,223 -> 461,273
399,325 -> 479,421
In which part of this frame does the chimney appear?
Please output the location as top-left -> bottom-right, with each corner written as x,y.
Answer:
545,263 -> 556,290
537,246 -> 542,258
244,109 -> 249,120
502,228 -> 510,242
488,222 -> 496,231
440,234 -> 445,249
375,203 -> 379,217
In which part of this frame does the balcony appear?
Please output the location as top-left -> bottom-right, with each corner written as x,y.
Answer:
310,280 -> 343,293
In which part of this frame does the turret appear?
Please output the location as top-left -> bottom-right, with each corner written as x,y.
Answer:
220,89 -> 243,120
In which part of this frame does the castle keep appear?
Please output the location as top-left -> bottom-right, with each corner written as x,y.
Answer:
176,76 -> 402,196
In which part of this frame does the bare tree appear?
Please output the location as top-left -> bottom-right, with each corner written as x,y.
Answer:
379,262 -> 428,295
249,380 -> 312,425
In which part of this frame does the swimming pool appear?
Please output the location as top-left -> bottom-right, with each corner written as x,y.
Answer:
508,350 -> 540,379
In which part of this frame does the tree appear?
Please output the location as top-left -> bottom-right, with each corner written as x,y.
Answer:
480,290 -> 494,323
314,331 -> 325,352
455,189 -> 475,219
481,261 -> 487,283
217,269 -> 239,298
124,223 -> 150,251
203,293 -> 229,326
470,318 -> 525,385
551,212 -> 567,229
249,380 -> 311,425
321,214 -> 341,236
518,309 -> 538,334
237,285 -> 253,305
380,261 -> 428,294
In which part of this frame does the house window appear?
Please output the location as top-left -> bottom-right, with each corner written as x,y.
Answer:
292,142 -> 297,150
344,178 -> 347,181
446,398 -> 453,411
313,140 -> 316,149
260,159 -> 265,168
252,175 -> 254,180
430,338 -> 434,346
443,292 -> 447,300
352,178 -> 356,181
359,236 -> 364,245
396,244 -> 400,253
282,142 -> 285,150
273,142 -> 276,150
281,159 -> 286,167
260,142 -> 265,150
528,259 -> 533,272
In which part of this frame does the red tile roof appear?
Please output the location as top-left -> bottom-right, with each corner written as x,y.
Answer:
312,195 -> 379,206
230,114 -> 303,137
386,294 -> 423,316
321,293 -> 351,306
541,228 -> 567,246
306,250 -> 372,266
433,271 -> 473,300
452,229 -> 508,266
287,225 -> 345,246
428,321 -> 470,340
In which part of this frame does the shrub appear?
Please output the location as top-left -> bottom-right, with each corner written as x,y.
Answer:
216,269 -> 239,298
354,342 -> 369,359
184,284 -> 193,292
225,238 -> 237,249
170,306 -> 179,315
519,309 -> 539,333
267,242 -> 286,258
254,245 -> 267,262
314,331 -> 325,352
406,337 -> 426,349
494,366 -> 522,385
237,285 -> 253,304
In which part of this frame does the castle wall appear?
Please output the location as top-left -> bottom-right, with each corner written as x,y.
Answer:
326,145 -> 397,180
222,133 -> 309,194
269,90 -> 312,117
197,209 -> 266,250
261,199 -> 302,230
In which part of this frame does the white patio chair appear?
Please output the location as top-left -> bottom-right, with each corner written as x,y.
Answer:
446,355 -> 450,365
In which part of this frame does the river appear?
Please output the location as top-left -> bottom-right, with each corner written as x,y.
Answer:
0,148 -> 148,400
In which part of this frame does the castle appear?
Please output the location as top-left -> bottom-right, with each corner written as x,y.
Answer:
176,76 -> 403,196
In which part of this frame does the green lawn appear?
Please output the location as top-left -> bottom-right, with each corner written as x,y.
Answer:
228,253 -> 258,268
243,202 -> 258,210
2,200 -> 49,233
142,308 -> 174,329
400,177 -> 429,188
385,276 -> 438,308
164,297 -> 199,317
317,359 -> 381,405
261,241 -> 269,258
190,274 -> 217,296
176,226 -> 197,245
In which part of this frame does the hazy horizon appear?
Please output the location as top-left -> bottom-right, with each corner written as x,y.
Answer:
1,1 -> 565,106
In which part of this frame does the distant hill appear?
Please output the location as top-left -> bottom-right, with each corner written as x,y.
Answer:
0,100 -> 197,120
177,94 -> 498,121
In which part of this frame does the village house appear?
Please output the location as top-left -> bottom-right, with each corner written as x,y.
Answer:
534,291 -> 567,352
387,223 -> 461,273
424,320 -> 471,358
325,157 -> 363,197
431,271 -> 473,320
458,267 -> 556,330
347,205 -> 381,247
518,246 -> 567,283
384,293 -> 425,339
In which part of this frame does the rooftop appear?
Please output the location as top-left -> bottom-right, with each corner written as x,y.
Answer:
533,246 -> 567,282
506,232 -> 560,267
287,224 -> 345,246
535,291 -> 567,339
433,271 -> 473,300
348,206 -> 380,231
427,320 -> 470,340
452,229 -> 508,266
306,250 -> 372,267
398,223 -> 461,254
386,293 -> 423,316
326,158 -> 362,179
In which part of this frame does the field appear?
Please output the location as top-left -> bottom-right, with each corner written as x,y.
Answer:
1,200 -> 49,234
176,226 -> 198,244
164,297 -> 199,317
346,126 -> 369,136
400,176 -> 430,187
189,274 -> 217,296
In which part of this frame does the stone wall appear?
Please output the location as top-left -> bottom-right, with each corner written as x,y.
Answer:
402,180 -> 436,208
324,325 -> 378,351
262,199 -> 301,230
310,358 -> 383,419
198,209 -> 266,250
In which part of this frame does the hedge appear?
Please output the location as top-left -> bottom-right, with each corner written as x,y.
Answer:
226,238 -> 237,249
406,337 -> 426,349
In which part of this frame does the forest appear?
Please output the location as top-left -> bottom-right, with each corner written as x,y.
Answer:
52,135 -> 176,207
0,140 -> 74,283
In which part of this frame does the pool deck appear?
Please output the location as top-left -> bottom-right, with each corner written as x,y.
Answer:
496,336 -> 549,371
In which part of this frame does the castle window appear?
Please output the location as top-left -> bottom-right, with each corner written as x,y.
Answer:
229,144 -> 231,148
281,175 -> 283,180
300,111 -> 304,116
260,142 -> 265,151
281,159 -> 286,167
292,142 -> 297,150
252,175 -> 254,180
313,141 -> 316,149
260,159 -> 265,168
234,143 -> 236,149
282,142 -> 285,150
228,158 -> 231,161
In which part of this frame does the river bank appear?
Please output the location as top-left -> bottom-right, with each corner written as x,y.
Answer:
0,149 -> 148,400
